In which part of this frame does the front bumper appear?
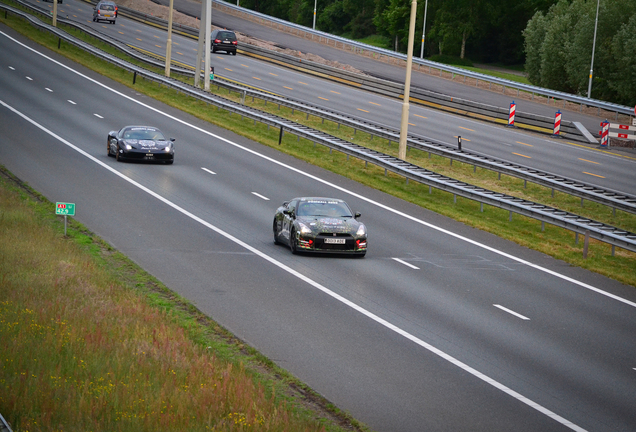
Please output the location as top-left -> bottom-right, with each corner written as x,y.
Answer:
296,234 -> 367,254
119,149 -> 174,162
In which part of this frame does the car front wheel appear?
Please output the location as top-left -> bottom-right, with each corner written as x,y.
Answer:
115,144 -> 122,162
289,228 -> 297,254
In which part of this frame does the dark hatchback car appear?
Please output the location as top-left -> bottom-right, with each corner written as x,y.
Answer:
107,126 -> 175,164
211,29 -> 238,55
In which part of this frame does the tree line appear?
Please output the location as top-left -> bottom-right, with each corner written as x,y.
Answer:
524,0 -> 635,105
231,0 -> 635,105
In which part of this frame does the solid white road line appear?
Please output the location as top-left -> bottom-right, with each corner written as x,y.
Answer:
6,31 -> 628,430
251,192 -> 270,201
45,88 -> 53,92
93,114 -> 103,119
0,98 -> 586,432
494,304 -> 530,320
26,76 -> 32,80
67,100 -> 76,105
201,167 -> 216,175
392,257 -> 420,270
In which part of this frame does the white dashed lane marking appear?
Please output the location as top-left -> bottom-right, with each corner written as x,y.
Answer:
201,167 -> 216,175
493,304 -> 530,320
251,192 -> 270,201
392,258 -> 420,270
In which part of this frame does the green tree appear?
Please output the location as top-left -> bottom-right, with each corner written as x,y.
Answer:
610,14 -> 636,105
523,0 -> 636,104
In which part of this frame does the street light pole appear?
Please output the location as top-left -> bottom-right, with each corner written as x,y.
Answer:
313,0 -> 317,30
164,0 -> 174,77
398,0 -> 417,160
587,0 -> 600,98
420,0 -> 428,58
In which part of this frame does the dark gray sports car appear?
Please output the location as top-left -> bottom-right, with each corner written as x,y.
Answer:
273,197 -> 367,256
107,126 -> 174,164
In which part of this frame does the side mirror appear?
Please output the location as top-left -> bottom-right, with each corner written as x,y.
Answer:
170,138 -> 175,142
354,212 -> 361,219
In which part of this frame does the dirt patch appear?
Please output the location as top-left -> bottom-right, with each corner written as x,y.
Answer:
118,0 -> 365,74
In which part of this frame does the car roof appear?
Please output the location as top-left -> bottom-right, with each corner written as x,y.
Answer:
123,125 -> 160,131
297,197 -> 346,203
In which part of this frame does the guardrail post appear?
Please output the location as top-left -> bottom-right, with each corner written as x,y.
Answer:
583,230 -> 590,258
457,135 -> 462,151
58,37 -> 61,49
278,126 -> 283,145
133,71 -> 137,85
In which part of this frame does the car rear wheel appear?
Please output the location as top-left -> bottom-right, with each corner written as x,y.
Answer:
107,139 -> 112,157
231,51 -> 237,56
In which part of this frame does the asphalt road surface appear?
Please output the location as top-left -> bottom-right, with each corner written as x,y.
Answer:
29,0 -> 636,195
2,24 -> 636,431
153,0 -> 618,132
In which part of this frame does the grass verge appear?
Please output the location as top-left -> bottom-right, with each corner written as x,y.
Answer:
0,166 -> 363,431
1,7 -> 634,289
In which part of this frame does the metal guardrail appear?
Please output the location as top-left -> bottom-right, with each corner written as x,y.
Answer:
2,1 -> 636,255
212,0 -> 633,117
106,1 -> 587,141
7,0 -> 636,213
24,0 -> 634,216
0,413 -> 13,432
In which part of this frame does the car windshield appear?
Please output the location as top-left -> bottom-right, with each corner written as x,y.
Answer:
123,128 -> 165,140
297,201 -> 352,217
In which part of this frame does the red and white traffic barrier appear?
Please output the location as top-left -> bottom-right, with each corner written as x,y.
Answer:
608,123 -> 636,139
552,110 -> 562,136
507,101 -> 516,127
599,121 -> 609,147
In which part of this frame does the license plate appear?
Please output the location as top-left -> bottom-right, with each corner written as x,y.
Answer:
324,238 -> 345,244
144,154 -> 154,159
104,14 -> 111,17
223,40 -> 230,43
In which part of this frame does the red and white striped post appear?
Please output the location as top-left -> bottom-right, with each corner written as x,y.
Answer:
507,101 -> 516,127
552,110 -> 562,136
599,121 -> 609,147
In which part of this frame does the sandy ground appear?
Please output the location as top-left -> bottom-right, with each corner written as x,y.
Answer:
117,0 -> 365,73
120,0 -> 634,140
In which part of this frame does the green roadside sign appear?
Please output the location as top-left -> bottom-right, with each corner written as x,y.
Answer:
55,202 -> 75,216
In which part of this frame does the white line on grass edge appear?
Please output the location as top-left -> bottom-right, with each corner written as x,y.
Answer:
1,98 -> 587,432
7,29 -> 634,430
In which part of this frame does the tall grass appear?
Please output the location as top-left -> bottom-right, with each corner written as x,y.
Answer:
0,179 -> 338,431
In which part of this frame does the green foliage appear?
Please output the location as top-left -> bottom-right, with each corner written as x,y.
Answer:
523,0 -> 636,105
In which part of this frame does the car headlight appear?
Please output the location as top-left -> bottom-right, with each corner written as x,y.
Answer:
298,222 -> 312,235
164,142 -> 173,152
125,144 -> 132,150
356,224 -> 366,236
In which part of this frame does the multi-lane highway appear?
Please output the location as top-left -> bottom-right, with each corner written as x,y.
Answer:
27,0 -> 636,195
2,20 -> 636,432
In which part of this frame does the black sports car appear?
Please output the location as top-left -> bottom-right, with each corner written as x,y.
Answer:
273,197 -> 367,256
107,126 -> 175,164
